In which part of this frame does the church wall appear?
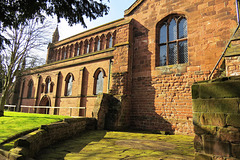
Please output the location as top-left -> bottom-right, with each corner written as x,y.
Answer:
20,58 -> 111,117
124,0 -> 237,134
19,21 -> 132,123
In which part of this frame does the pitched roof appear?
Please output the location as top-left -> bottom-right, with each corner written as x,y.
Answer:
124,0 -> 144,16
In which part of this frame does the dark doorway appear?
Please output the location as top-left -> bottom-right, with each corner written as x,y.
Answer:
39,96 -> 51,114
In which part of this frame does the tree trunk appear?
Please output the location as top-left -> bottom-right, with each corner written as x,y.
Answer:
0,89 -> 6,117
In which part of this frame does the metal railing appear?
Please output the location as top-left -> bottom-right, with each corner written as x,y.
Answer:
4,105 -> 17,111
4,105 -> 86,117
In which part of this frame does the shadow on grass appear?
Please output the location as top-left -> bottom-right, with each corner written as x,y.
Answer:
35,130 -> 107,160
35,130 -> 194,160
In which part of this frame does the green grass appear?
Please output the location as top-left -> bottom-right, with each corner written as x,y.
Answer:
0,111 -> 70,150
37,130 -> 195,160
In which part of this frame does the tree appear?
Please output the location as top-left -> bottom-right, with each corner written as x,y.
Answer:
0,0 -> 109,49
0,20 -> 52,116
0,55 -> 4,93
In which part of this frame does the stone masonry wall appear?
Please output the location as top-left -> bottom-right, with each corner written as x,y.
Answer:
192,77 -> 240,159
5,118 -> 96,160
124,0 -> 237,135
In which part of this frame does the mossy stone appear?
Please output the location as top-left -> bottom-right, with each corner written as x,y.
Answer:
199,81 -> 240,99
192,84 -> 199,99
226,114 -> 240,127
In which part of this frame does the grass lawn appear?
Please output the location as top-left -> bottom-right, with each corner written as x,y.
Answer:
37,130 -> 195,160
0,111 -> 70,150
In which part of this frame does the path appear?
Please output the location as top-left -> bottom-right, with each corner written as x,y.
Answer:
36,130 -> 194,160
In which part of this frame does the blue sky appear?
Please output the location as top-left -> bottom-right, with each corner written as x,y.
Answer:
58,0 -> 136,40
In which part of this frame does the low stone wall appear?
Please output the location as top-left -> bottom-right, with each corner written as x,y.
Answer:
192,77 -> 240,159
1,118 -> 97,160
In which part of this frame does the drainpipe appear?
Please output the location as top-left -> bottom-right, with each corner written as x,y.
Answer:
208,0 -> 240,80
107,59 -> 113,93
236,0 -> 240,24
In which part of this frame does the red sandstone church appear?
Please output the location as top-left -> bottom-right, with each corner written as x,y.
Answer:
14,0 -> 239,135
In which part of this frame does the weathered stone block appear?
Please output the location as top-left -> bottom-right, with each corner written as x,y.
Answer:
199,81 -> 240,99
200,113 -> 226,126
195,153 -> 213,160
194,125 -> 217,135
8,152 -> 24,160
193,113 -> 201,125
193,99 -> 240,113
194,134 -> 203,152
192,99 -> 203,112
226,114 -> 240,127
212,156 -> 225,160
231,143 -> 240,158
9,147 -> 28,159
211,113 -> 226,127
217,127 -> 240,143
203,135 -> 230,157
192,84 -> 199,99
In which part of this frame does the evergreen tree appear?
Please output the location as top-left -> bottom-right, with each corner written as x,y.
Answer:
0,0 -> 110,49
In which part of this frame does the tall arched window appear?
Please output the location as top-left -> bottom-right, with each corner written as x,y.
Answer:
45,76 -> 51,93
157,15 -> 188,66
65,73 -> 74,96
93,68 -> 106,95
27,80 -> 33,98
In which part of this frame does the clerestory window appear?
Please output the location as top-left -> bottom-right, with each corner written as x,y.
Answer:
157,15 -> 188,66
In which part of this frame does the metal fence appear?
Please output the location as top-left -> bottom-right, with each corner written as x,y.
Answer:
4,105 -> 86,117
4,105 -> 17,111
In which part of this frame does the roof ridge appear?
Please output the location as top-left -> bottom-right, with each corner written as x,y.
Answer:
124,0 -> 144,16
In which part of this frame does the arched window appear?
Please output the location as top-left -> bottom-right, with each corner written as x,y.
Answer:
69,44 -> 73,58
89,38 -> 94,53
45,76 -> 51,93
77,46 -> 80,56
86,43 -> 90,53
65,73 -> 74,96
84,40 -> 89,54
63,50 -> 67,59
157,15 -> 188,66
27,80 -> 33,98
96,38 -> 100,51
50,82 -> 54,93
93,68 -> 106,95
100,34 -> 106,50
109,36 -> 113,48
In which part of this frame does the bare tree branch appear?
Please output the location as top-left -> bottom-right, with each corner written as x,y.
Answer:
0,19 -> 52,116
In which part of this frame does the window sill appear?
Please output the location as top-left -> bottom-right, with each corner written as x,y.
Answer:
155,63 -> 189,75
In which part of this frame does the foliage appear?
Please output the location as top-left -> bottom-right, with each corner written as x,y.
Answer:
0,20 -> 51,116
0,111 -> 70,150
0,0 -> 110,49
